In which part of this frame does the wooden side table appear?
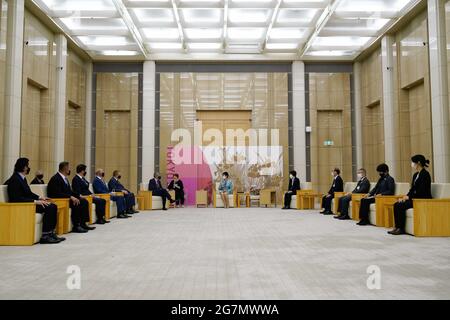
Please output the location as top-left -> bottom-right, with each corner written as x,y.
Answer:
237,192 -> 250,208
384,202 -> 395,228
51,199 -> 70,234
260,189 -> 277,207
138,191 -> 152,210
296,190 -> 315,209
196,190 -> 208,207
135,195 -> 145,211
351,194 -> 366,221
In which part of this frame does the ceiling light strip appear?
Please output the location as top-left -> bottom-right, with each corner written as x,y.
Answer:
170,0 -> 186,51
223,0 -> 229,53
262,0 -> 282,51
299,0 -> 343,57
112,0 -> 149,57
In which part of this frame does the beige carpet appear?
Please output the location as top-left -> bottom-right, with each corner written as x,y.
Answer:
1,207 -> 450,299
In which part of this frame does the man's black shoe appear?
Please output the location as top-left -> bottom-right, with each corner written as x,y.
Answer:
82,224 -> 96,231
39,236 -> 60,244
72,226 -> 88,233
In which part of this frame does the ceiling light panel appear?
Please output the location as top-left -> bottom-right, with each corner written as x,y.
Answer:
180,8 -> 223,27
228,9 -> 272,26
184,28 -> 223,40
32,0 -> 420,59
320,16 -> 390,36
275,9 -> 320,27
131,8 -> 175,27
59,17 -> 129,36
142,28 -> 180,41
311,36 -> 373,50
39,0 -> 118,18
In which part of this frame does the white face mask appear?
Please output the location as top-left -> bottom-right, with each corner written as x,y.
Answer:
411,162 -> 417,169
289,174 -> 293,179
357,173 -> 363,180
222,176 -> 226,180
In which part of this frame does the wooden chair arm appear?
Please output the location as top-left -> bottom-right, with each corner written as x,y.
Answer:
0,202 -> 37,245
334,192 -> 347,197
375,195 -> 404,199
297,189 -> 314,195
0,202 -> 36,207
413,198 -> 450,203
351,194 -> 367,202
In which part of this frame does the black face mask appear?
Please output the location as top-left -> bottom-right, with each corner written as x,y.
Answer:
158,176 -> 162,180
83,171 -> 87,177
101,172 -> 105,177
26,167 -> 31,175
67,170 -> 71,176
37,174 -> 44,180
379,172 -> 386,178
117,175 -> 122,179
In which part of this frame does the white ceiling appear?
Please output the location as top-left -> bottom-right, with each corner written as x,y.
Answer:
32,0 -> 419,60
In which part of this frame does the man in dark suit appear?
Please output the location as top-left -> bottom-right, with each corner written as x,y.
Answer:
321,168 -> 344,215
72,164 -> 108,225
108,170 -> 138,215
92,169 -> 130,219
47,161 -> 95,233
149,173 -> 175,211
334,168 -> 371,220
357,163 -> 395,226
30,170 -> 45,184
168,173 -> 184,207
282,170 -> 301,209
4,158 -> 64,244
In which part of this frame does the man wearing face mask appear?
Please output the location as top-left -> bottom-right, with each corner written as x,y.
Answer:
92,169 -> 130,219
108,170 -> 139,215
5,158 -> 64,244
282,170 -> 301,209
30,170 -> 45,184
320,168 -> 344,215
334,168 -> 370,220
72,164 -> 108,225
357,163 -> 395,226
47,161 -> 94,233
148,172 -> 175,211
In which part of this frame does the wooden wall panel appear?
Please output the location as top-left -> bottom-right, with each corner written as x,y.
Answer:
95,73 -> 139,193
64,50 -> 87,169
359,47 -> 385,181
20,10 -> 57,178
309,73 -> 352,194
0,0 -> 7,180
394,10 -> 433,182
446,0 -> 450,134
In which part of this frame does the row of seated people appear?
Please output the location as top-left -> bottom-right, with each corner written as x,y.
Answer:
144,171 -> 234,209
2,158 -> 138,244
317,154 -> 432,235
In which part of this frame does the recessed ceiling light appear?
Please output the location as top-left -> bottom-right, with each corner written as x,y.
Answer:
101,50 -> 140,56
184,28 -> 222,39
142,28 -> 180,40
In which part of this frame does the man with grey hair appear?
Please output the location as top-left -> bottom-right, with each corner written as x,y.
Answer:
334,168 -> 370,220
